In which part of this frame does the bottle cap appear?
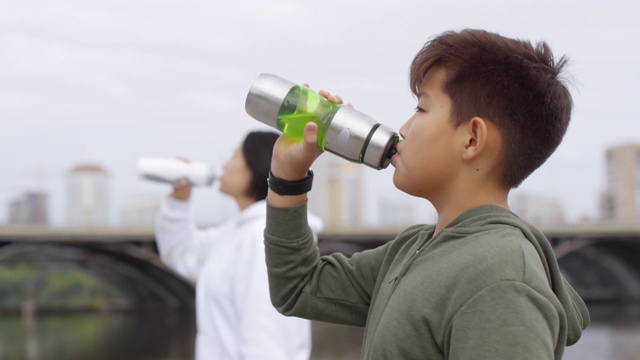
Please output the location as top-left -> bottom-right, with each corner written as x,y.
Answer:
245,73 -> 296,128
325,106 -> 398,170
362,124 -> 398,169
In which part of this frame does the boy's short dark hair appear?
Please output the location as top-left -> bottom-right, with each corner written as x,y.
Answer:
409,29 -> 572,188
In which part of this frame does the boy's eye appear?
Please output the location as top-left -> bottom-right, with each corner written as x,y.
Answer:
415,106 -> 425,113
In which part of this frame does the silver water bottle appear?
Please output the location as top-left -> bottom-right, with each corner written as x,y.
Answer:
137,158 -> 217,186
244,73 -> 399,170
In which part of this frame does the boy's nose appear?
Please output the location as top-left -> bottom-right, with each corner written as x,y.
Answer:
398,121 -> 411,139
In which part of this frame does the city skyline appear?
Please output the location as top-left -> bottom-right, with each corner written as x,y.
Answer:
7,138 -> 640,228
2,1 -> 639,226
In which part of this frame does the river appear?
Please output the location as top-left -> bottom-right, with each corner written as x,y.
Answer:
0,303 -> 636,360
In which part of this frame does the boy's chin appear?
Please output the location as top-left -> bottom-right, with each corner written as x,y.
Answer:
391,172 -> 407,193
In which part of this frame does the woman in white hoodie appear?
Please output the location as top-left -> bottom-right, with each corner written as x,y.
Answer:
155,131 -> 322,360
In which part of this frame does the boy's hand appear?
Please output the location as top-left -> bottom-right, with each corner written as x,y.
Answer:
318,89 -> 344,107
270,122 -> 322,180
270,88 -> 344,180
268,88 -> 343,206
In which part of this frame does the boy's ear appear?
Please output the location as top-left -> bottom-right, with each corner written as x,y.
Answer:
461,117 -> 488,161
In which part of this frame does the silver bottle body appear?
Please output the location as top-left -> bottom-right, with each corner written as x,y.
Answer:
245,73 -> 398,170
137,158 -> 217,186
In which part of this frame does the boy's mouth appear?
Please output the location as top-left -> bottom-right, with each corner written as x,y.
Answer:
390,150 -> 399,166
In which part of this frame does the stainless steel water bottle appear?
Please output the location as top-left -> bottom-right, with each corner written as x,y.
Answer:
137,158 -> 217,186
244,73 -> 399,170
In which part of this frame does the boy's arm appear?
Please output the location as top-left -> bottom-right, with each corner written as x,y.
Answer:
265,200 -> 389,326
446,281 -> 560,360
265,92 -> 383,324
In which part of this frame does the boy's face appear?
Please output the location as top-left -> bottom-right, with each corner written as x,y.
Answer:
391,67 -> 459,201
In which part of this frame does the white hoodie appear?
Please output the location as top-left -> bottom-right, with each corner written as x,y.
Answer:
155,197 -> 323,360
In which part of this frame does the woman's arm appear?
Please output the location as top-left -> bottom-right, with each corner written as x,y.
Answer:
154,196 -> 221,282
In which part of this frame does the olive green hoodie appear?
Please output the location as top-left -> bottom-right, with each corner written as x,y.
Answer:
265,203 -> 590,359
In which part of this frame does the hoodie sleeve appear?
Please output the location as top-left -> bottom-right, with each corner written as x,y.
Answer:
264,201 -> 391,327
154,196 -> 222,283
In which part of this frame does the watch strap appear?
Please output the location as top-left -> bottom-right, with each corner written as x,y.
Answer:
267,170 -> 314,196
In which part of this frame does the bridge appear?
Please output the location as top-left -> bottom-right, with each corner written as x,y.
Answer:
1,222 -> 640,310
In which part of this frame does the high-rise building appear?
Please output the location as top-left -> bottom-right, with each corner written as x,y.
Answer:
600,143 -> 640,222
308,155 -> 365,229
8,191 -> 48,225
66,164 -> 110,227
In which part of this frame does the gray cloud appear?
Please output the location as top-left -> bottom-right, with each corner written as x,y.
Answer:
1,0 -> 639,225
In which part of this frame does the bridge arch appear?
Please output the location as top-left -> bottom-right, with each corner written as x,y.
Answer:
4,224 -> 640,311
556,238 -> 640,303
0,242 -> 194,311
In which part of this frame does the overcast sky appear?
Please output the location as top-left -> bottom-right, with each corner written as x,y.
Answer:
1,0 -> 639,226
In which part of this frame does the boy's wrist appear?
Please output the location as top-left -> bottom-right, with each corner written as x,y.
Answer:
269,164 -> 310,181
267,170 -> 313,196
267,163 -> 312,208
267,189 -> 307,208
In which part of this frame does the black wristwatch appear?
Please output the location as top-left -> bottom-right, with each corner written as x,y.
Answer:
267,170 -> 314,196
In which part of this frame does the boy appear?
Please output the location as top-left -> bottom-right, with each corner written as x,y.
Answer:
263,29 -> 590,359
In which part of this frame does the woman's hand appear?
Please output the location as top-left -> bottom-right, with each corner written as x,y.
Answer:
170,157 -> 193,201
171,178 -> 192,201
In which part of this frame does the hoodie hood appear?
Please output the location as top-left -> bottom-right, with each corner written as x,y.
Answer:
448,205 -> 590,345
